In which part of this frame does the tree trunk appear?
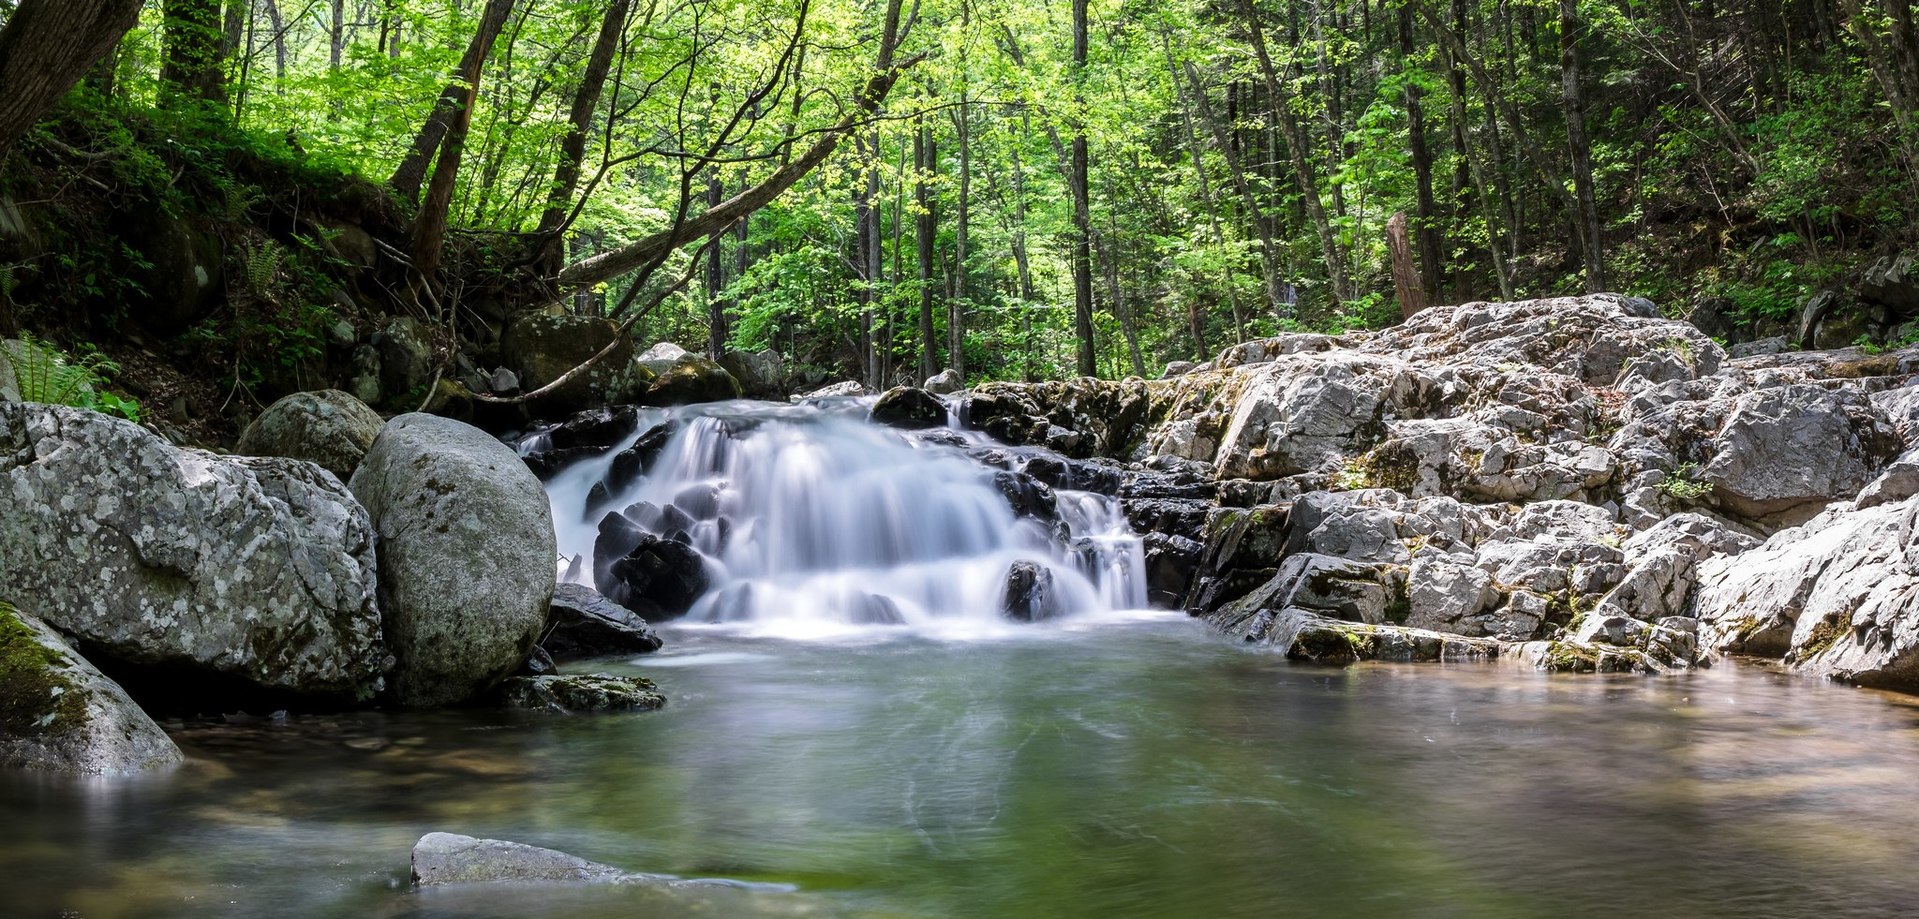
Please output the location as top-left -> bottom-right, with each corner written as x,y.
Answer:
1560,0 -> 1606,292
856,132 -> 881,389
535,0 -> 630,250
1399,1 -> 1444,304
705,175 -> 727,357
1182,59 -> 1285,324
389,0 -> 516,203
1387,212 -> 1425,320
0,0 -> 142,154
950,91 -> 969,380
162,0 -> 228,105
1071,0 -> 1096,378
915,121 -> 938,381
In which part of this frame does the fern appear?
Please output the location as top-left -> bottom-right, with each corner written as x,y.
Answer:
245,241 -> 284,295
3,335 -> 140,422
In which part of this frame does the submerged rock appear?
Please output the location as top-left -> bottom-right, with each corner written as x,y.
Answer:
0,601 -> 183,775
412,832 -> 627,885
0,403 -> 386,703
351,413 -> 555,707
236,389 -> 385,482
494,674 -> 665,714
542,583 -> 664,659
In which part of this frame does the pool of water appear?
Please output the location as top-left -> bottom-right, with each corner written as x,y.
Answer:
7,614 -> 1919,918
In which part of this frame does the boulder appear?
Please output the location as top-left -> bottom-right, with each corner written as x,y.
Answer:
1,601 -> 183,775
1697,496 -> 1919,689
717,348 -> 784,399
501,314 -> 646,412
643,356 -> 742,406
1699,384 -> 1901,522
592,514 -> 711,620
794,380 -> 865,401
236,389 -> 385,482
869,386 -> 947,429
0,403 -> 386,702
494,673 -> 665,714
518,405 -> 644,479
1000,561 -> 1065,622
924,368 -> 964,394
636,341 -> 690,375
350,413 -> 556,707
346,344 -> 383,406
412,833 -> 626,886
542,583 -> 664,659
375,316 -> 434,406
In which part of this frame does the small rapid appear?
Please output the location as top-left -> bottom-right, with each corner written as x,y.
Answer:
531,397 -> 1147,637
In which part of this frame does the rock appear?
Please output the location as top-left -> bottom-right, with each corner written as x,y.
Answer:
412,833 -> 626,886
543,583 -> 664,659
1142,532 -> 1202,608
924,368 -> 964,394
1160,361 -> 1197,379
350,413 -> 556,707
1858,449 -> 1919,509
0,344 -> 17,402
1185,504 -> 1289,612
519,405 -> 644,479
0,403 -> 386,702
489,367 -> 520,395
501,314 -> 646,413
869,387 -> 947,429
793,380 -> 866,401
1211,605 -> 1502,665
643,356 -> 742,406
992,471 -> 1058,522
375,316 -> 434,406
1,601 -> 183,775
718,349 -> 785,399
346,344 -> 383,406
1697,496 -> 1919,689
1699,384 -> 1900,523
592,517 -> 710,620
636,341 -> 690,375
1730,337 -> 1792,358
235,389 -> 385,482
1000,561 -> 1064,622
494,674 -> 665,714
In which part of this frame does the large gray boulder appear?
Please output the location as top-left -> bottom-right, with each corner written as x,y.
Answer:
1697,496 -> 1919,689
501,314 -> 647,413
1,601 -> 183,775
0,403 -> 386,701
350,413 -> 556,707
236,389 -> 385,483
1699,384 -> 1901,522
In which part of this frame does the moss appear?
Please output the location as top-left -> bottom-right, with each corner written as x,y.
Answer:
0,601 -> 87,736
1539,641 -> 1599,673
1799,615 -> 1848,658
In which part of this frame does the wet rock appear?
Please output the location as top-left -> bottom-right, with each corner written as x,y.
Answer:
794,380 -> 866,401
1185,504 -> 1289,613
1000,561 -> 1064,622
869,386 -> 947,429
643,356 -> 742,406
1142,532 -> 1202,608
992,470 -> 1057,522
1122,497 -> 1211,540
520,405 -> 643,478
494,674 -> 665,715
351,413 -> 555,707
412,833 -> 628,885
636,341 -> 690,375
236,389 -> 385,483
543,583 -> 664,659
501,314 -> 647,413
1213,606 -> 1503,665
1,602 -> 183,775
602,419 -> 678,492
847,592 -> 907,626
594,522 -> 710,620
0,403 -> 386,702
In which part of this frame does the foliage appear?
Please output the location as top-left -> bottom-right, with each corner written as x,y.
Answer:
5,335 -> 140,422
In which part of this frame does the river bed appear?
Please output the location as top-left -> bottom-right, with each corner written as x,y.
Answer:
6,615 -> 1919,918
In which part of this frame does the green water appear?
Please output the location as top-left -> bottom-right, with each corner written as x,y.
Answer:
6,614 -> 1919,918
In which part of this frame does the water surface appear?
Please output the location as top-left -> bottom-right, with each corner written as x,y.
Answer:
6,618 -> 1919,917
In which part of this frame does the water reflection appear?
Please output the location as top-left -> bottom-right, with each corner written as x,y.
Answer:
6,619 -> 1919,917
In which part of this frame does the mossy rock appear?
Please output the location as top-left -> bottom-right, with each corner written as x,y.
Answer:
0,601 -> 183,775
495,673 -> 665,714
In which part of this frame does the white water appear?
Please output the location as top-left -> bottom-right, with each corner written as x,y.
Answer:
536,398 -> 1148,639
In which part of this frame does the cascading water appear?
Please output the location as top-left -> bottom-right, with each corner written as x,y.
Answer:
532,397 -> 1147,638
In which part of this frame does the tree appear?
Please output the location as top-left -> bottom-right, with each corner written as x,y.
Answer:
0,0 -> 142,154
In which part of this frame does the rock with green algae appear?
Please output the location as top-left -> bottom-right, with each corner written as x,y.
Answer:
0,601 -> 182,775
642,355 -> 741,406
350,413 -> 555,708
494,673 -> 665,714
235,389 -> 385,483
0,402 -> 387,703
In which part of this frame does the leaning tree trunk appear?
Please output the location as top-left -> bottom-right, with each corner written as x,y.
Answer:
1560,0 -> 1606,292
389,0 -> 516,203
0,0 -> 143,155
535,0 -> 631,259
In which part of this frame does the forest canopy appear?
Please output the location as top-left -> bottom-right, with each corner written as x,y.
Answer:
0,0 -> 1915,391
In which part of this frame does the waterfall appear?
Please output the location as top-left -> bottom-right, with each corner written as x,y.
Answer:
534,398 -> 1148,638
